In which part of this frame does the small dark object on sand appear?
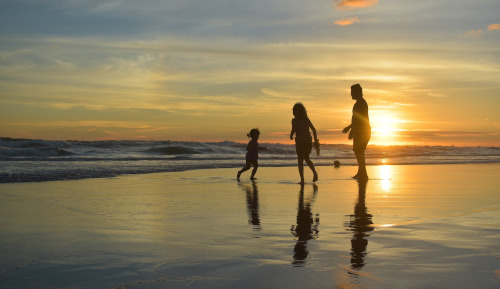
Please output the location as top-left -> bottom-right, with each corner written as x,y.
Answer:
334,160 -> 340,168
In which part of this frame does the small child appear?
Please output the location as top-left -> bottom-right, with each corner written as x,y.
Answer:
237,128 -> 266,180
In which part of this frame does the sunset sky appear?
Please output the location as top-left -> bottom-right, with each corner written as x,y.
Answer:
1,0 -> 499,146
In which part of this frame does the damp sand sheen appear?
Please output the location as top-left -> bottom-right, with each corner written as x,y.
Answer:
1,164 -> 499,288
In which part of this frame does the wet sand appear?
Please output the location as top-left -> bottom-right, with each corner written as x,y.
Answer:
1,164 -> 499,289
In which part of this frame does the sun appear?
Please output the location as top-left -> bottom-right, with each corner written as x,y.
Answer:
370,112 -> 402,145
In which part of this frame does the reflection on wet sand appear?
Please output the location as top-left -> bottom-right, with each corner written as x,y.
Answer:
239,180 -> 261,231
291,184 -> 320,266
345,179 -> 373,271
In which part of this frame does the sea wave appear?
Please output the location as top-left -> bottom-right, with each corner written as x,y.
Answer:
147,146 -> 200,155
1,137 -> 499,183
0,147 -> 75,157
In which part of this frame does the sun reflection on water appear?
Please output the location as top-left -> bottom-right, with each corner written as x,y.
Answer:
380,164 -> 392,194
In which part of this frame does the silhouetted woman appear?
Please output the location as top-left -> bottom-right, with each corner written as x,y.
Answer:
290,103 -> 319,184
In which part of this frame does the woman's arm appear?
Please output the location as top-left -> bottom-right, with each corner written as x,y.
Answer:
290,119 -> 296,140
308,119 -> 318,142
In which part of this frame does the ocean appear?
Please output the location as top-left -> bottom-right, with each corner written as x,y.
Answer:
1,137 -> 500,183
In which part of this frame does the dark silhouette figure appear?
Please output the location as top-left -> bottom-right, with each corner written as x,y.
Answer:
344,179 -> 373,271
239,180 -> 261,231
342,84 -> 371,180
237,128 -> 266,180
290,103 -> 319,184
291,184 -> 320,266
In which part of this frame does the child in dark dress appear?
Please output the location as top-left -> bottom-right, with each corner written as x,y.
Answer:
237,128 -> 266,180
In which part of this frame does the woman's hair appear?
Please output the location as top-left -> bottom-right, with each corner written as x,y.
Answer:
247,128 -> 260,139
293,102 -> 308,119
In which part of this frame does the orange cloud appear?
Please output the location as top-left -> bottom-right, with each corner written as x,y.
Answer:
462,29 -> 483,38
488,23 -> 500,31
334,17 -> 360,26
335,0 -> 379,9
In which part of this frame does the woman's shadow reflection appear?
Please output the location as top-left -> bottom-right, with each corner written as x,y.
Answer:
239,180 -> 261,231
291,184 -> 320,266
345,179 -> 373,271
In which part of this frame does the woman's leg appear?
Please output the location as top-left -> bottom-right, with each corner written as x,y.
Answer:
297,154 -> 305,184
304,154 -> 318,182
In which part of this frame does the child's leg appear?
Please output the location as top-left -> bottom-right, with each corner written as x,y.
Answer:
238,159 -> 252,180
250,160 -> 258,179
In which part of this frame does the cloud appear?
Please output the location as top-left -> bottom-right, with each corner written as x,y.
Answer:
462,29 -> 483,38
334,17 -> 359,26
335,0 -> 379,9
488,23 -> 500,31
463,24 -> 499,38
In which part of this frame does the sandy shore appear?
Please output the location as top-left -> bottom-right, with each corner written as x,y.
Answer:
1,164 -> 499,289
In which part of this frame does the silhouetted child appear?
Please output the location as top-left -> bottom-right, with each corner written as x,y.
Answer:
237,128 -> 266,180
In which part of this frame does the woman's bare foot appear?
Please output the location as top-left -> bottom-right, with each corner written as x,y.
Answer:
313,172 -> 318,182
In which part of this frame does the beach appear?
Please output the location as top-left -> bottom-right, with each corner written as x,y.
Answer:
1,164 -> 499,289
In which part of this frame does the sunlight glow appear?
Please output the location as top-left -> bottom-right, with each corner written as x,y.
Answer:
370,112 -> 404,145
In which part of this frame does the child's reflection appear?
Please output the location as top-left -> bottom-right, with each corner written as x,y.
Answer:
291,184 -> 320,266
344,179 -> 373,270
239,180 -> 261,231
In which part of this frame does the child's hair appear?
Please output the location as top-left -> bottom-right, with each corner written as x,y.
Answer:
293,102 -> 308,119
247,128 -> 260,139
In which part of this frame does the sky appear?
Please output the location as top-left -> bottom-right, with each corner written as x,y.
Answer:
1,0 -> 499,146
